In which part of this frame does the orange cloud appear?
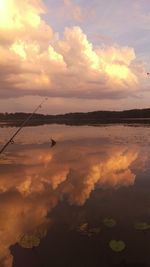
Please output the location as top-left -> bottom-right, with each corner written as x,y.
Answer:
0,141 -> 147,266
61,146 -> 139,205
64,0 -> 83,21
0,0 -> 145,99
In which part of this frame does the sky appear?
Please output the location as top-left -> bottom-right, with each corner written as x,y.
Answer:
0,0 -> 150,114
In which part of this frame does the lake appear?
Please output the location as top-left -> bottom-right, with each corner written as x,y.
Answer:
0,124 -> 150,267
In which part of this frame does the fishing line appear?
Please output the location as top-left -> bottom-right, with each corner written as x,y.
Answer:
0,97 -> 48,155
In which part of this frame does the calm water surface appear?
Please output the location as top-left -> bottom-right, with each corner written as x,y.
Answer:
0,124 -> 150,267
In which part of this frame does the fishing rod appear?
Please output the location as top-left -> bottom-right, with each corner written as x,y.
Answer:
0,97 -> 48,155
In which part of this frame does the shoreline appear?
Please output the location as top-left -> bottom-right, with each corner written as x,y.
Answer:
1,118 -> 150,127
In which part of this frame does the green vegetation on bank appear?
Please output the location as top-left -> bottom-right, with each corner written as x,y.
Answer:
1,108 -> 150,126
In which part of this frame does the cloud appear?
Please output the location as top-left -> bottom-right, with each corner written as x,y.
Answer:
0,192 -> 53,267
63,0 -> 83,22
0,0 -> 53,44
0,139 -> 147,266
60,146 -> 139,205
0,0 -> 145,101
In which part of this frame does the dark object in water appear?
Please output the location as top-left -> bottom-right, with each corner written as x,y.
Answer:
50,139 -> 56,147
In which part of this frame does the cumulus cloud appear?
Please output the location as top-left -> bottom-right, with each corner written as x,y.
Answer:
0,141 -> 146,266
0,192 -> 53,267
0,0 -> 144,100
0,0 -> 53,44
63,0 -> 83,22
60,146 -> 139,205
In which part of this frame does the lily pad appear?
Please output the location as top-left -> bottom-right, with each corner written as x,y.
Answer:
78,223 -> 101,237
134,222 -> 150,231
19,234 -> 40,249
103,218 -> 116,228
78,223 -> 88,232
109,240 -> 126,252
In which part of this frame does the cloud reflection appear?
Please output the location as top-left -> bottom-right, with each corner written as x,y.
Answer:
0,141 -> 147,266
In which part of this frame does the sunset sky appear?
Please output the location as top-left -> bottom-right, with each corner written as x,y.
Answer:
0,0 -> 150,114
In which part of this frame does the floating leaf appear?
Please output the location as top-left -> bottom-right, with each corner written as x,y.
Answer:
109,240 -> 126,252
77,223 -> 101,237
134,222 -> 150,231
78,223 -> 88,232
19,234 -> 40,249
103,218 -> 116,228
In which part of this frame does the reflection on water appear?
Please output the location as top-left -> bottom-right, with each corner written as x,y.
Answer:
0,125 -> 150,266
